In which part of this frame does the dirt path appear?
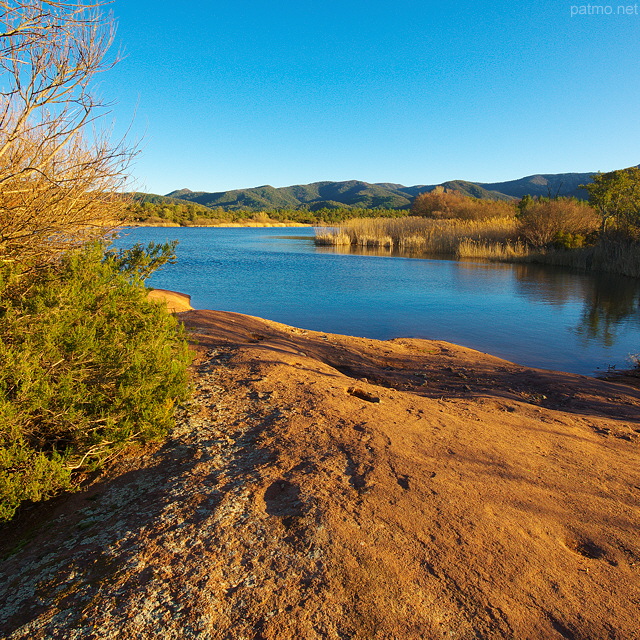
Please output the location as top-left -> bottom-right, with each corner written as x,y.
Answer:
1,309 -> 639,639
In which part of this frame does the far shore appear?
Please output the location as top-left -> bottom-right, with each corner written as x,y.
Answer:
126,221 -> 312,228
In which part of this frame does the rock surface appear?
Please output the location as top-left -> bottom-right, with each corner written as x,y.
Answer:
1,309 -> 640,639
147,288 -> 194,313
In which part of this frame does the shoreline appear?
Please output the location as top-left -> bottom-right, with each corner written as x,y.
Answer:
2,305 -> 639,637
150,290 -> 639,382
126,221 -> 312,228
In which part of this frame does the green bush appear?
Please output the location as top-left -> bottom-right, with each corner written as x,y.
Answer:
0,242 -> 192,521
553,231 -> 587,250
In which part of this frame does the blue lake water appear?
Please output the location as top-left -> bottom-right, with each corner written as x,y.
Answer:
115,227 -> 640,376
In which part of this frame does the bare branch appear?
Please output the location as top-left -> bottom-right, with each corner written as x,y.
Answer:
0,1 -> 134,263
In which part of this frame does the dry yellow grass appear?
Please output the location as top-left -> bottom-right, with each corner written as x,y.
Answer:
315,231 -> 352,245
456,239 -> 529,260
315,216 -> 519,256
524,240 -> 640,278
319,216 -> 640,276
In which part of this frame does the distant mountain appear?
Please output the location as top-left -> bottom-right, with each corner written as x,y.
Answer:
165,188 -> 203,199
477,173 -> 595,200
131,192 -> 215,213
164,169 -> 615,212
436,180 -> 516,201
167,180 -> 414,211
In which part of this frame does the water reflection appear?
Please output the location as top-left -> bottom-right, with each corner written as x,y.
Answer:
321,243 -> 640,350
511,263 -> 592,306
574,276 -> 640,347
510,264 -> 640,347
315,244 -> 431,260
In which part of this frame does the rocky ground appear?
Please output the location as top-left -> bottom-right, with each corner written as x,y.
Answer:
1,308 -> 639,639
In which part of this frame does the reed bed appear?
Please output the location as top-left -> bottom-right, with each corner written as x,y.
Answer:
523,241 -> 640,279
315,216 -> 519,257
315,231 -> 352,245
456,239 -> 529,261
315,216 -> 640,277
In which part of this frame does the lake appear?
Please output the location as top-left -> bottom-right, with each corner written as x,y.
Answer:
115,226 -> 640,376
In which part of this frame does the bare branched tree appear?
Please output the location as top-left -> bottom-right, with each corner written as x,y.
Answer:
0,1 -> 134,263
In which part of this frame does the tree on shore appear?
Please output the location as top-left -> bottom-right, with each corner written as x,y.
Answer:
583,167 -> 640,234
0,3 -> 193,523
516,197 -> 599,248
0,0 -> 134,263
412,186 -> 515,220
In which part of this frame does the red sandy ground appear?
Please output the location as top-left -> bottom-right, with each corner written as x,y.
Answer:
1,308 -> 639,639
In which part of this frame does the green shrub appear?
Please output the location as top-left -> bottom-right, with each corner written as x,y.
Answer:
553,231 -> 587,249
0,242 -> 192,521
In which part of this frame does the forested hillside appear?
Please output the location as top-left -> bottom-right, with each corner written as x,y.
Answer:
158,170 -> 599,213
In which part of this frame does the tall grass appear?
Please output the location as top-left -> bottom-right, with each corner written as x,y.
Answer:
316,216 -> 640,277
523,239 -> 640,279
315,216 -> 522,258
457,239 -> 529,260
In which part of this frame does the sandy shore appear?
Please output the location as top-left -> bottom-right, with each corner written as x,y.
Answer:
1,308 -> 639,639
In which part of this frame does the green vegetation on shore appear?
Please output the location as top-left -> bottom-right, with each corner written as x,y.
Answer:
316,169 -> 640,278
0,244 -> 192,521
0,2 -> 192,521
125,195 -> 409,227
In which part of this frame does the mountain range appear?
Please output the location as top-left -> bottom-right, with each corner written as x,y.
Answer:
160,170 -> 601,212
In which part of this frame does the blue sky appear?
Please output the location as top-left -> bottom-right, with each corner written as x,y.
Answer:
103,0 -> 640,195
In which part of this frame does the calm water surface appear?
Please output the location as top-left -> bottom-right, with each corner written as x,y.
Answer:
116,227 -> 640,376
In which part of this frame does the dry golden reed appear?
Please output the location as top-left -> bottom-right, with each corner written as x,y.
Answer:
315,216 -> 521,258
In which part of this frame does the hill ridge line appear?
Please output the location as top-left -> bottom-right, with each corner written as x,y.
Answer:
163,168 -> 616,211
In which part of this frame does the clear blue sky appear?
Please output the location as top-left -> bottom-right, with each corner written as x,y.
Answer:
103,0 -> 640,195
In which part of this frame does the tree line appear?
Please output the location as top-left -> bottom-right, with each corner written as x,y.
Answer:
126,198 -> 411,226
411,169 -> 640,250
129,168 -> 640,246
